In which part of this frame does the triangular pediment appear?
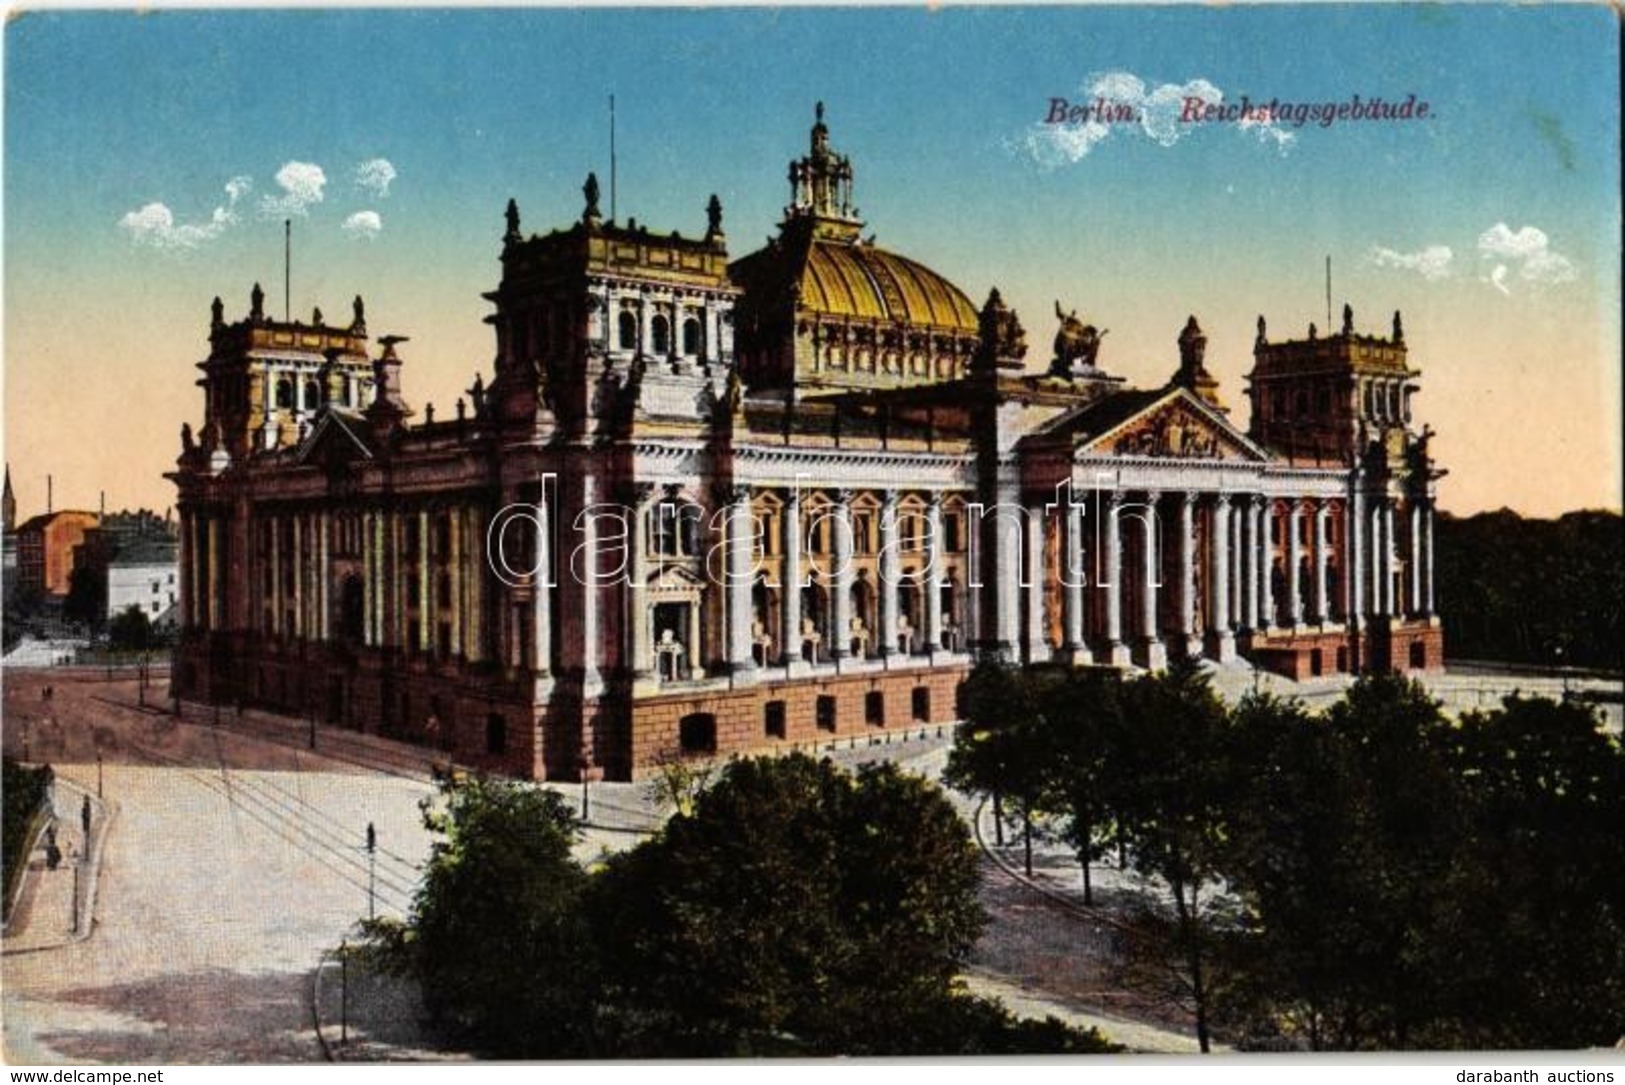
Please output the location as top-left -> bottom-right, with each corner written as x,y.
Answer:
1076,387 -> 1269,462
297,409 -> 375,468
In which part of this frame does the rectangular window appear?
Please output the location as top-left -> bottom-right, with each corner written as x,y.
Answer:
912,686 -> 931,722
865,690 -> 885,727
816,695 -> 837,733
764,700 -> 787,740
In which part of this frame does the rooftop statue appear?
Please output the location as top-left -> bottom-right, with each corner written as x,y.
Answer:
1051,300 -> 1106,376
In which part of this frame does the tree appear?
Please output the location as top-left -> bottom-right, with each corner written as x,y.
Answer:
1439,695 -> 1625,1048
64,566 -> 106,630
1039,667 -> 1123,906
1223,691 -> 1364,1049
108,604 -> 153,651
1112,658 -> 1236,1053
363,770 -> 595,1057
945,660 -> 1053,873
589,754 -> 995,1056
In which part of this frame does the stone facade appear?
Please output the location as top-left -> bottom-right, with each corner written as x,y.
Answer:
170,106 -> 1446,781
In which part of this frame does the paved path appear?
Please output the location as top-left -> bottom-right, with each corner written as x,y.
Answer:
2,671 -> 439,1063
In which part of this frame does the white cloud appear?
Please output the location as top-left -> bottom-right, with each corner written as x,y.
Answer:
259,161 -> 327,218
1368,244 -> 1454,281
342,210 -> 382,240
1019,70 -> 1290,166
1238,112 -> 1296,154
118,176 -> 249,249
1018,119 -> 1112,168
1476,222 -> 1576,289
354,158 -> 397,198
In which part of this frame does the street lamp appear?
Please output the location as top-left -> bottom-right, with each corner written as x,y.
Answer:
365,822 -> 377,920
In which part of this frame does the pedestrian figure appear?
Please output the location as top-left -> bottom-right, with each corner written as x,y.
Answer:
81,795 -> 92,838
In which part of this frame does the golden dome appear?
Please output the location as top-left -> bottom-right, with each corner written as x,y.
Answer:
796,238 -> 978,333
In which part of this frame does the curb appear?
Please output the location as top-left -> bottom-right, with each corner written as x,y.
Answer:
1,774 -> 115,953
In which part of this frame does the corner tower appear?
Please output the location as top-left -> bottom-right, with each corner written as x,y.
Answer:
194,288 -> 376,460
1246,304 -> 1418,467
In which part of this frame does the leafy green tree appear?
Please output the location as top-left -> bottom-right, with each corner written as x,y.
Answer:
1439,695 -> 1625,1048
64,566 -> 106,630
589,754 -> 994,1056
945,660 -> 1054,873
1040,667 -> 1123,906
1318,674 -> 1460,1048
1223,691 -> 1364,1049
1112,658 -> 1236,1053
364,771 -> 595,1057
108,604 -> 153,651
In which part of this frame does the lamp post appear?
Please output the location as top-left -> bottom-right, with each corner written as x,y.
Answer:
365,822 -> 376,920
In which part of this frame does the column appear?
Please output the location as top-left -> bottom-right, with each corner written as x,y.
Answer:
294,514 -> 307,639
448,506 -> 463,657
1210,494 -> 1233,660
1238,499 -> 1258,631
1422,500 -> 1436,617
418,510 -> 432,653
1024,501 -> 1047,664
1230,502 -> 1244,634
628,491 -> 651,678
1369,503 -> 1387,617
1349,489 -> 1366,624
1103,492 -> 1126,664
1257,498 -> 1274,630
363,513 -> 375,645
1408,502 -> 1423,617
532,497 -> 551,676
578,474 -> 603,687
780,488 -> 803,665
385,512 -> 399,647
1140,492 -> 1166,669
466,507 -> 484,664
831,490 -> 853,661
318,511 -> 330,641
270,515 -> 282,637
1063,494 -> 1088,661
1384,503 -> 1397,617
208,516 -> 223,629
879,490 -> 901,659
725,485 -> 757,676
1314,503 -> 1331,624
925,494 -> 945,653
1384,502 -> 1399,617
1178,492 -> 1198,657
1286,500 -> 1304,627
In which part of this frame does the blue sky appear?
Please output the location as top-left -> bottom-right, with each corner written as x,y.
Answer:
4,5 -> 1620,517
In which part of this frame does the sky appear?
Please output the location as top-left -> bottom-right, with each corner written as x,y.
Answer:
4,5 -> 1620,520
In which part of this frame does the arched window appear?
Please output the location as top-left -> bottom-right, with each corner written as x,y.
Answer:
618,311 -> 637,351
651,502 -> 703,557
651,314 -> 670,355
682,317 -> 702,356
304,379 -> 321,410
276,379 -> 294,410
